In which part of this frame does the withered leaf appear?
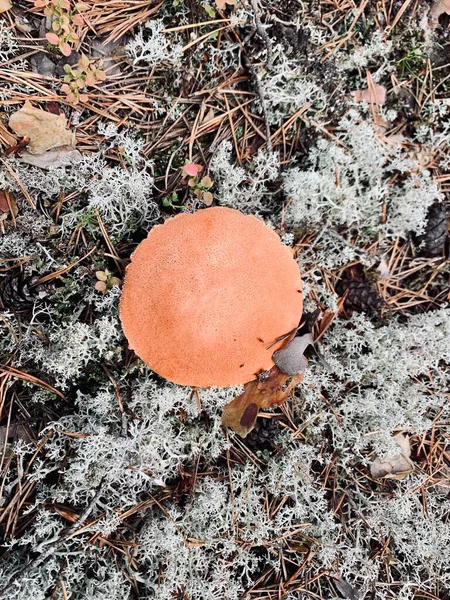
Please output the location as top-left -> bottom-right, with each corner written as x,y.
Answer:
20,146 -> 82,168
9,101 -> 75,154
272,333 -> 312,375
0,423 -> 35,446
0,0 -> 12,13
334,576 -> 361,600
222,365 -> 304,438
200,108 -> 215,125
352,84 -> 386,105
370,433 -> 414,479
0,190 -> 10,213
0,190 -> 18,216
216,0 -> 236,8
377,257 -> 391,279
430,0 -> 450,21
240,403 -> 259,429
202,191 -> 213,206
30,52 -> 56,78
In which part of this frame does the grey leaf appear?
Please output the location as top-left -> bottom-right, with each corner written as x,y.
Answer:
334,577 -> 361,600
272,333 -> 313,375
21,147 -> 83,169
30,52 -> 56,78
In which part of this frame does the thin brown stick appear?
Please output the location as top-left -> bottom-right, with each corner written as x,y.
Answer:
249,0 -> 273,70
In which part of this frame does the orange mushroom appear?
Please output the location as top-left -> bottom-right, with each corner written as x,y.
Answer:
120,207 -> 303,390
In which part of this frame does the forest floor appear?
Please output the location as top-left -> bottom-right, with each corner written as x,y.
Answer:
0,0 -> 449,599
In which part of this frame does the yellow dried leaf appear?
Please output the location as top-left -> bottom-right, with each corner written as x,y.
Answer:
0,0 -> 12,13
202,191 -> 213,206
370,433 -> 414,480
95,271 -> 108,282
8,101 -> 75,155
430,0 -> 450,21
352,84 -> 386,105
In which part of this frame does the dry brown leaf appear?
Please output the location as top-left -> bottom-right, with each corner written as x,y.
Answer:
409,145 -> 435,170
430,0 -> 450,21
215,0 -> 236,8
0,190 -> 10,213
21,146 -> 82,168
352,84 -> 386,105
0,423 -> 35,446
222,365 -> 304,437
201,108 -> 215,125
8,101 -> 75,155
0,0 -> 12,13
0,121 -> 19,147
370,433 -> 414,479
0,190 -> 18,216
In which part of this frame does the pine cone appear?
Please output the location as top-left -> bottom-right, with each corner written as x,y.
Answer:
245,417 -> 279,448
335,280 -> 383,313
0,270 -> 43,311
418,203 -> 447,257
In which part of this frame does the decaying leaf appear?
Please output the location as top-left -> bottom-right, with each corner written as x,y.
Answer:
91,36 -> 125,78
408,145 -> 435,170
0,190 -> 10,213
430,0 -> 450,21
14,12 -> 37,34
8,101 -> 80,168
0,121 -> 18,148
384,133 -> 406,146
8,101 -> 75,154
0,0 -> 12,13
334,576 -> 361,600
377,257 -> 391,279
30,52 -> 56,78
215,0 -> 236,9
201,108 -> 215,125
435,465 -> 450,496
222,365 -> 304,438
0,423 -> 35,446
370,433 -> 414,479
0,190 -> 18,216
352,84 -> 386,105
20,146 -> 82,168
203,191 -> 213,206
272,333 -> 312,375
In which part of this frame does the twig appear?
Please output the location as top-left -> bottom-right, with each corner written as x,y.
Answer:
238,1 -> 274,153
243,55 -> 273,153
0,364 -> 66,401
0,479 -> 105,597
249,0 -> 273,70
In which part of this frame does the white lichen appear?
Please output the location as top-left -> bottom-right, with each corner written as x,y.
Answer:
126,19 -> 183,67
284,109 -> 442,237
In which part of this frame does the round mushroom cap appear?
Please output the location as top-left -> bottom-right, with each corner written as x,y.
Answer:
120,207 -> 303,388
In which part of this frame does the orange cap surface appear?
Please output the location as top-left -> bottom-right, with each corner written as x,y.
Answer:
120,207 -> 303,387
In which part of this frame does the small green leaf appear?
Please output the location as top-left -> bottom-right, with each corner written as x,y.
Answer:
203,3 -> 215,17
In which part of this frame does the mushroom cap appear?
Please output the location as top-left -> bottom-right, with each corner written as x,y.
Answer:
120,207 -> 303,387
